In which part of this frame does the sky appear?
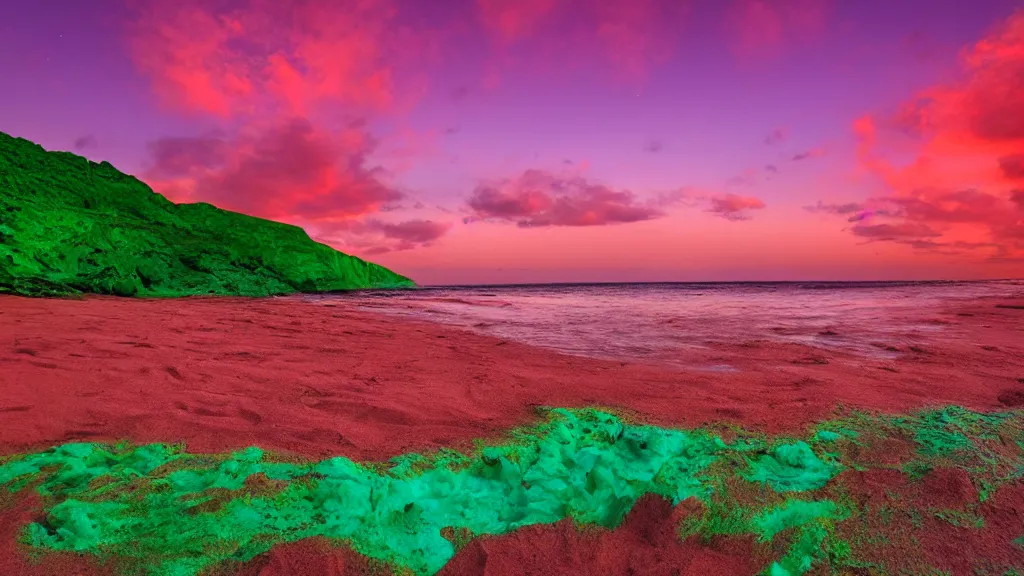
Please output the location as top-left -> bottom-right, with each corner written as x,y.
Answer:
1,0 -> 1022,285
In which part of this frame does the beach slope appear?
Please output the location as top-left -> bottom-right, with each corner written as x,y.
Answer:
1,295 -> 1024,575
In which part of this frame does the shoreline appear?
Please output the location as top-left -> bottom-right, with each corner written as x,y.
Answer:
2,294 -> 1022,461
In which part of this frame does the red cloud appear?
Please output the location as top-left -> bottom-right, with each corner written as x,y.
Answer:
466,169 -> 669,227
125,3 -> 248,116
725,0 -> 829,59
144,118 -> 401,222
707,194 -> 766,221
127,0 -> 446,256
849,10 -> 1024,258
126,0 -> 420,117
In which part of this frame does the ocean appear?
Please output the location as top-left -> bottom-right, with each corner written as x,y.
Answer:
307,280 -> 1024,369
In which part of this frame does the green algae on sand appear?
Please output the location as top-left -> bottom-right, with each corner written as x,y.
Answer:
0,131 -> 414,297
2,406 -> 1023,576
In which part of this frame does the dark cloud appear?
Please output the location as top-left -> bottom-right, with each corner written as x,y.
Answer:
887,189 -> 1006,225
999,154 -> 1024,180
802,201 -> 901,223
851,223 -> 968,253
451,86 -> 471,102
764,127 -> 787,146
643,139 -> 664,153
312,218 -> 452,255
366,219 -> 451,244
726,168 -> 761,187
1012,189 -> 1024,210
804,201 -> 863,215
903,30 -> 940,64
465,169 -> 669,227
765,164 -> 779,173
73,135 -> 97,151
146,133 -> 230,178
852,222 -> 942,240
791,148 -> 824,161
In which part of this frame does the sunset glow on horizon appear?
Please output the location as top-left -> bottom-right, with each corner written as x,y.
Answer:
2,0 -> 1022,284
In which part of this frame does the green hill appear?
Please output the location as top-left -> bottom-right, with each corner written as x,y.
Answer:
0,132 -> 415,297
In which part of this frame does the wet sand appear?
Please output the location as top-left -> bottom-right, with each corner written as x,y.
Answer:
1,294 -> 1024,575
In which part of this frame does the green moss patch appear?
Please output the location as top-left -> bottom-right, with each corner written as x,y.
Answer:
2,406 -> 1023,575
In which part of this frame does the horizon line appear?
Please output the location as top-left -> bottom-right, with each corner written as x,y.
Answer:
401,278 -> 1024,289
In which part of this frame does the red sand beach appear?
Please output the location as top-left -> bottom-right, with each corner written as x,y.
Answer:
2,294 -> 1024,574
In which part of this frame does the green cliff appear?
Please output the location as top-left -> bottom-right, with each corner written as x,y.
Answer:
0,132 -> 415,297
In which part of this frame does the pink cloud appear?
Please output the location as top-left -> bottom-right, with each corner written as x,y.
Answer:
707,194 -> 767,221
464,169 -> 766,228
465,169 -> 672,227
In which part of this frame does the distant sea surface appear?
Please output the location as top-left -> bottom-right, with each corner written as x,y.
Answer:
306,280 -> 1024,369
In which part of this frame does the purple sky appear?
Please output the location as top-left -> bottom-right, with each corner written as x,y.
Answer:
1,0 -> 1022,284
